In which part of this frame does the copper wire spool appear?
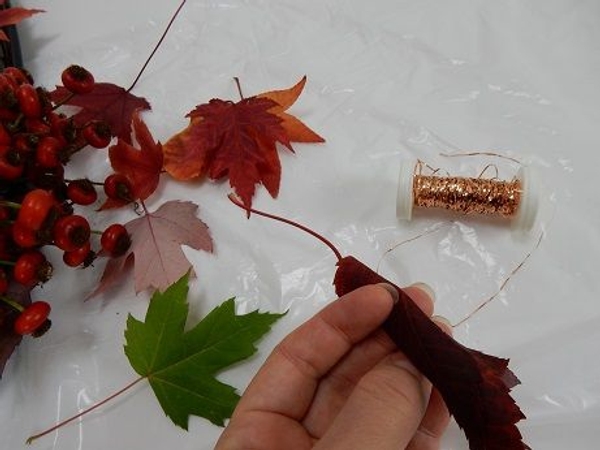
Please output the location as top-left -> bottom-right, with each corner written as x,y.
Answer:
396,162 -> 539,231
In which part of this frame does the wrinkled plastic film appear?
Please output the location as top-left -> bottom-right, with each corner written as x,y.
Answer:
1,1 -> 598,449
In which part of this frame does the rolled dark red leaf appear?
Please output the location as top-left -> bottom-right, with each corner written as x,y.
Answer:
334,256 -> 530,450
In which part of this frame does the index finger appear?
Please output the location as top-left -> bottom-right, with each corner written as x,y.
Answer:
232,284 -> 396,420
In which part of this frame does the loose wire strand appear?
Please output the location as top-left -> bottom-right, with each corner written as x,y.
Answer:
378,227 -> 543,327
477,163 -> 499,180
376,222 -> 451,273
440,151 -> 522,165
452,231 -> 544,328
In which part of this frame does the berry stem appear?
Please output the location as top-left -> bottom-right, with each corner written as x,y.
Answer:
65,178 -> 104,187
0,295 -> 24,312
6,114 -> 24,133
0,200 -> 21,209
26,376 -> 146,445
227,194 -> 342,261
126,0 -> 188,92
52,92 -> 76,110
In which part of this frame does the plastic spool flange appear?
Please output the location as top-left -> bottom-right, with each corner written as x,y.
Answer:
396,161 -> 415,221
512,166 -> 540,232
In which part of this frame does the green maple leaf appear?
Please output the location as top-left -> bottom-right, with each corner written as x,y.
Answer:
124,273 -> 284,429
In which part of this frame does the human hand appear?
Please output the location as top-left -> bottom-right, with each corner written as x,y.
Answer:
215,283 -> 451,450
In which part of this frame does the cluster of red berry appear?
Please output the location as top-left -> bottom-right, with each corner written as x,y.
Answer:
0,65 -> 132,337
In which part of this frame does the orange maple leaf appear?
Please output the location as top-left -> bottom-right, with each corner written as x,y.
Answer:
258,76 -> 324,143
163,77 -> 324,212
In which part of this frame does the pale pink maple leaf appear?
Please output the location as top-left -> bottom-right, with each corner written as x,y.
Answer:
93,200 -> 213,296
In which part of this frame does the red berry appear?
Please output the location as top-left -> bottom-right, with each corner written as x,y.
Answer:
0,72 -> 18,94
67,179 -> 98,205
101,224 -> 131,257
11,223 -> 38,248
36,136 -> 63,169
36,87 -> 53,116
3,67 -> 33,85
53,214 -> 90,252
82,120 -> 111,148
25,117 -> 51,135
0,233 -> 11,262
103,173 -> 134,202
0,107 -> 18,121
16,83 -> 42,118
61,65 -> 95,95
0,124 -> 10,145
0,145 -> 24,181
0,268 -> 8,294
13,251 -> 52,285
63,241 -> 93,267
13,133 -> 37,153
17,189 -> 56,231
0,206 -> 9,222
49,113 -> 76,143
14,301 -> 51,335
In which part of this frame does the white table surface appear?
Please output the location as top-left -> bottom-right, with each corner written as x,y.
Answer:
3,1 -> 600,449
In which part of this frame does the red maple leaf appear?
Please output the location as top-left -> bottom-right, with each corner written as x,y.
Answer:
163,77 -> 324,212
334,257 -> 530,450
50,83 -> 151,144
0,3 -> 43,41
100,110 -> 163,210
92,201 -> 213,296
0,283 -> 31,378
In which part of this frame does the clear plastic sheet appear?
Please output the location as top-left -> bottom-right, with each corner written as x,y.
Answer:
2,0 -> 599,448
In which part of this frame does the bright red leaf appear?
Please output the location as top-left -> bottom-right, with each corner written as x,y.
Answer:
92,200 -> 213,296
100,110 -> 163,210
0,4 -> 43,41
163,77 -> 324,212
50,83 -> 151,144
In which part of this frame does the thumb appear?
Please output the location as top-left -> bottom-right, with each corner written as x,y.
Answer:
314,352 -> 430,450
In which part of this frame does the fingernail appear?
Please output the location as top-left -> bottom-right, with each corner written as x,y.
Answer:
432,315 -> 453,333
409,282 -> 436,303
377,282 -> 399,304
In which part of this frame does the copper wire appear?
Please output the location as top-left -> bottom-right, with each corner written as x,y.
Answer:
452,231 -> 544,327
413,174 -> 522,217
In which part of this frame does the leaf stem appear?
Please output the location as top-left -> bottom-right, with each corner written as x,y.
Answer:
26,376 -> 146,445
233,77 -> 244,100
127,0 -> 188,92
0,200 -> 21,209
140,199 -> 150,216
228,194 -> 342,261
